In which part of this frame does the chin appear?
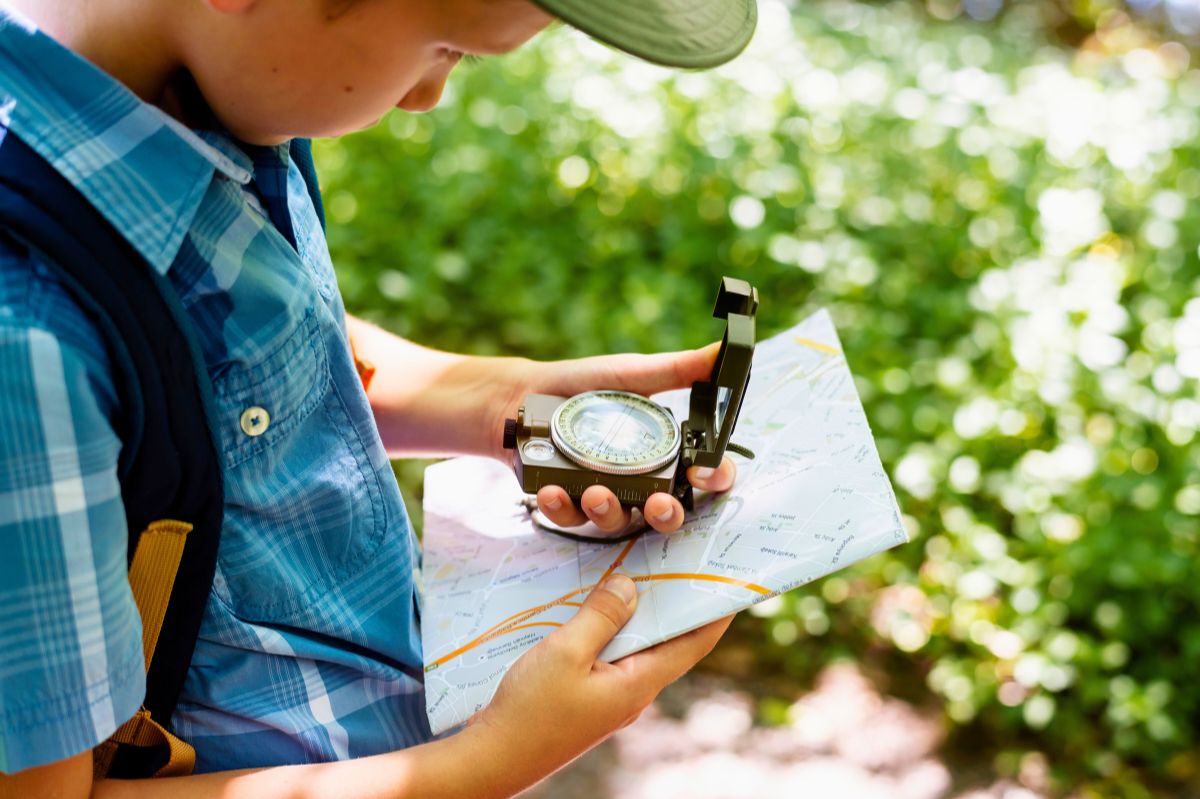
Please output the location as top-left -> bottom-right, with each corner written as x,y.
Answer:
207,112 -> 290,147
357,111 -> 390,133
303,106 -> 395,139
222,127 -> 292,147
213,102 -> 393,143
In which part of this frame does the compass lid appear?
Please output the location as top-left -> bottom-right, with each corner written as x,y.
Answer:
684,277 -> 757,468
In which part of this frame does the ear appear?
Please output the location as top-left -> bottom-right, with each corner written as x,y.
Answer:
204,0 -> 256,13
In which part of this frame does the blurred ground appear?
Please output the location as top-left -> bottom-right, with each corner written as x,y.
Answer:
522,663 -> 1058,799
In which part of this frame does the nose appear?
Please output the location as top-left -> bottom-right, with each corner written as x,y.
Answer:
397,69 -> 453,113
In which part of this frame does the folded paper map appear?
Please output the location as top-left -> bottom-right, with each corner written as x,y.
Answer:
420,309 -> 907,734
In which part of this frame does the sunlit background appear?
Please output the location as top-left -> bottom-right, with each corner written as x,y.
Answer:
316,0 -> 1200,795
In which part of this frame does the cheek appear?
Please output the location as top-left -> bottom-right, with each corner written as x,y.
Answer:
304,47 -> 448,130
220,56 -> 431,140
184,12 -> 444,140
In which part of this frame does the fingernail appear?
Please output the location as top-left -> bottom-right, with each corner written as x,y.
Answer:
591,498 -> 610,516
653,507 -> 675,523
693,467 -> 715,480
604,575 -> 636,606
544,496 -> 562,511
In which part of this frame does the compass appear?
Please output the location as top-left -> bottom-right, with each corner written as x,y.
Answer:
503,276 -> 758,513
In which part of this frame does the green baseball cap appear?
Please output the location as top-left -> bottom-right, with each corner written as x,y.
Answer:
531,0 -> 758,69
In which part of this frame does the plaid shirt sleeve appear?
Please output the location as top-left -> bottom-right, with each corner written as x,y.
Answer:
0,255 -> 145,774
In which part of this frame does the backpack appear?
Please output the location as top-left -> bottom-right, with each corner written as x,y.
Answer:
0,129 -> 326,778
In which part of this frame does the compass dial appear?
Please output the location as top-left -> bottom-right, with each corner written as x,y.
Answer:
550,390 -> 681,475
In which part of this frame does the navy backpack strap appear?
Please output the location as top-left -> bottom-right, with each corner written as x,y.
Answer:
289,137 -> 326,231
0,130 -> 224,777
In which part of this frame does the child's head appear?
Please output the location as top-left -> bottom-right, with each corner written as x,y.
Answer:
180,0 -> 553,144
172,0 -> 756,144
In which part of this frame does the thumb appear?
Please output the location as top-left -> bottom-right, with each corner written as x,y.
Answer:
607,342 -> 721,396
555,575 -> 638,664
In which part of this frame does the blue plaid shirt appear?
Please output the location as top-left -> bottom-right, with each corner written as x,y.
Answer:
0,11 -> 429,774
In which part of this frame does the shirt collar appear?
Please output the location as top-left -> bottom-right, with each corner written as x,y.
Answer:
0,8 -> 252,274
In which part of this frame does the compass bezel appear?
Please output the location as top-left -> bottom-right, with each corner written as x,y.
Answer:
550,390 -> 681,476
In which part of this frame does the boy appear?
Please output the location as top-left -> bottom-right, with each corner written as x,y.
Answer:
0,0 -> 756,795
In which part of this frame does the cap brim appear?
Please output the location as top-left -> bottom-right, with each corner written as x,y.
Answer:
531,0 -> 757,69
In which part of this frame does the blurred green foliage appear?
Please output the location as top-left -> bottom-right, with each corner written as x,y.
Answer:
317,0 -> 1200,793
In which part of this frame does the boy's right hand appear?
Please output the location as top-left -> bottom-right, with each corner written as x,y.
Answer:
468,575 -> 733,795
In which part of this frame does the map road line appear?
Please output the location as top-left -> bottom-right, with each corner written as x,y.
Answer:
458,537 -> 638,650
427,540 -> 639,669
598,538 -> 638,584
793,335 -> 840,355
428,591 -> 588,668
630,573 -> 770,594
427,573 -> 770,669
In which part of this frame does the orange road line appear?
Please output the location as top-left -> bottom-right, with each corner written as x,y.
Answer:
428,570 -> 770,669
428,620 -> 566,669
470,595 -> 579,643
430,541 -> 637,669
631,573 -> 770,594
465,540 -> 639,646
453,583 -> 590,657
794,335 -> 840,355
599,538 -> 638,584
503,622 -> 562,634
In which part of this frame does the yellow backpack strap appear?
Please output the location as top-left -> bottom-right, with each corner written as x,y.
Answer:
94,520 -> 197,779
93,709 -> 195,778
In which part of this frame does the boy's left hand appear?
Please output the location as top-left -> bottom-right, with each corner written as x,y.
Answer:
493,342 -> 737,535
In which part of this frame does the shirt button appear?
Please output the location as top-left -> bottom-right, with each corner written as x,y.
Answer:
240,406 -> 271,437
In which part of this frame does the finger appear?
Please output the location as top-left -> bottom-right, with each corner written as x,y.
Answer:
537,486 -> 588,528
581,485 -> 632,533
547,575 -> 638,665
687,457 -> 737,493
611,342 -> 721,396
643,493 -> 683,533
616,614 -> 735,686
555,342 -> 722,398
